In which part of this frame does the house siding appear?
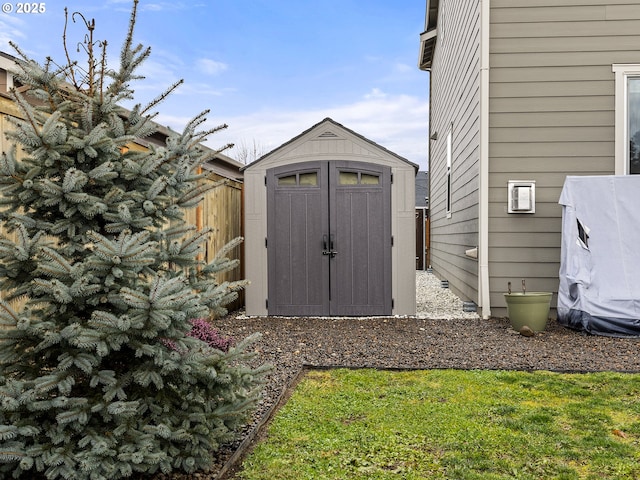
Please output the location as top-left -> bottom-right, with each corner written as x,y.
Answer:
488,0 -> 640,314
428,0 -> 481,304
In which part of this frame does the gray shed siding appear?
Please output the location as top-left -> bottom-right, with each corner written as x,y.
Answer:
428,0 -> 481,304
488,0 -> 640,314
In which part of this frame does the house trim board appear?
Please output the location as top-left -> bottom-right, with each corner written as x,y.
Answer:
479,0 -> 491,319
612,63 -> 640,176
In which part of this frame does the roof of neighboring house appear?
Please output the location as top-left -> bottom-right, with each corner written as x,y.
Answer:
201,152 -> 244,182
415,171 -> 429,207
0,50 -> 244,182
242,117 -> 419,172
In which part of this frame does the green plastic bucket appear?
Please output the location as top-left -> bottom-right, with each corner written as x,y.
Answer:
504,292 -> 552,332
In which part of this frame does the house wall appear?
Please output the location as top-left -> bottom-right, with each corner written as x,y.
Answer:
243,120 -> 417,316
487,0 -> 640,315
428,0 -> 481,304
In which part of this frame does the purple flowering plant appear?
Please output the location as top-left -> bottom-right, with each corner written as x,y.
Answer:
163,318 -> 234,353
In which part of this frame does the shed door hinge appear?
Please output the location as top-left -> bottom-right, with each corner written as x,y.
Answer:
266,299 -> 268,309
265,237 -> 268,247
392,298 -> 394,309
391,173 -> 394,184
391,236 -> 394,247
264,175 -> 267,185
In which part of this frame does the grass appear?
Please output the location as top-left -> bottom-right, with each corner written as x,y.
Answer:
237,368 -> 640,480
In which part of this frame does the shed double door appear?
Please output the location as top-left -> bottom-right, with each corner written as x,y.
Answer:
267,161 -> 391,316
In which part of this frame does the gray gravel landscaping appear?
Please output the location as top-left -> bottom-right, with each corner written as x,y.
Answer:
154,271 -> 640,479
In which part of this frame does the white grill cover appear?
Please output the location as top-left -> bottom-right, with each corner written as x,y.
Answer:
558,175 -> 640,337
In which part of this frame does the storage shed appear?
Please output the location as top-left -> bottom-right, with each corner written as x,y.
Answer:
243,118 -> 418,317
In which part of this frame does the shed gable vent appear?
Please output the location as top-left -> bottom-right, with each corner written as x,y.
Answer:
318,131 -> 338,138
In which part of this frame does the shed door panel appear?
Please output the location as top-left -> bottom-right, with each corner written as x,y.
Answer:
267,161 -> 390,316
267,163 -> 328,316
331,161 -> 391,316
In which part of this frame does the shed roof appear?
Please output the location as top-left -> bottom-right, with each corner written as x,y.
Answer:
242,117 -> 419,172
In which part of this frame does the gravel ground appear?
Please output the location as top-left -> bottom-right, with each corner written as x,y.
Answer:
152,271 -> 640,480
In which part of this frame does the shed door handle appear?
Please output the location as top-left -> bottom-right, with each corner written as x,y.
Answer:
322,234 -> 331,255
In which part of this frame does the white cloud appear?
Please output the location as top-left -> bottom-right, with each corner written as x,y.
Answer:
154,89 -> 431,169
364,88 -> 387,99
126,57 -> 182,96
0,15 -> 26,53
394,63 -> 413,74
178,82 -> 235,97
196,58 -> 228,76
142,4 -> 166,12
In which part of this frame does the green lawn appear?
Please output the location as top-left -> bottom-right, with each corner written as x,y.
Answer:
238,368 -> 640,480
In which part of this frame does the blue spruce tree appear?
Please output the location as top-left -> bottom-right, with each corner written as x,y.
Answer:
0,2 -> 268,478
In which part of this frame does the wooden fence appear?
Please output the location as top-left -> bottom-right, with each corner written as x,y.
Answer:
0,172 -> 245,313
0,94 -> 245,313
415,208 -> 430,270
183,172 -> 245,311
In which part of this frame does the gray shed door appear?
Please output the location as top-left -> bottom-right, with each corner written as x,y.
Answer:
267,161 -> 391,316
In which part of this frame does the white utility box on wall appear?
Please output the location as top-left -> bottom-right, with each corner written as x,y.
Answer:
508,180 -> 536,214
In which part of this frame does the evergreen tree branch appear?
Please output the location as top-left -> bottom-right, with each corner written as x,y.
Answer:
62,7 -> 80,91
0,2 -> 265,478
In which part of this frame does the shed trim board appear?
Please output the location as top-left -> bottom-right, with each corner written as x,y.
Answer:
243,118 -> 417,317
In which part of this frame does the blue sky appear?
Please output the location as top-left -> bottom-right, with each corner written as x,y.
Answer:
1,0 -> 429,169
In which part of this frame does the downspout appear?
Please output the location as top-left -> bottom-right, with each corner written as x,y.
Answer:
479,0 -> 491,319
